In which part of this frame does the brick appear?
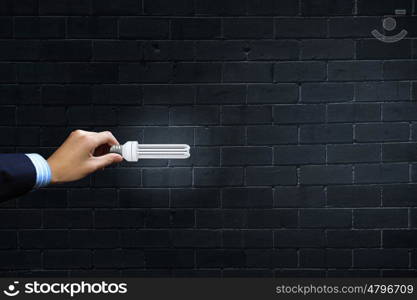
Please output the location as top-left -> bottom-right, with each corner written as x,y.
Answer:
301,39 -> 354,60
144,0 -> 194,15
300,124 -> 353,144
119,62 -> 172,83
172,229 -> 221,248
15,17 -> 66,39
0,106 -> 15,125
17,107 -> 66,126
355,123 -> 409,142
275,229 -> 325,248
357,0 -> 413,15
69,230 -> 119,248
382,143 -> 417,162
146,249 -> 194,268
144,41 -> 194,61
354,249 -> 409,268
246,166 -> 297,186
357,82 -> 410,102
246,249 -> 297,268
44,250 -> 91,269
119,107 -> 168,125
275,18 -> 327,38
224,18 -> 273,39
93,168 -> 141,187
223,187 -> 273,208
17,63 -> 69,83
275,62 -> 326,82
145,85 -> 194,105
173,63 -> 221,83
300,165 -> 352,185
247,0 -> 298,15
171,18 -> 221,39
170,106 -> 218,125
170,146 -> 220,167
329,17 -> 380,38
301,83 -> 354,103
195,0 -> 245,15
197,250 -> 245,268
39,0 -> 92,15
194,167 -> 243,186
247,125 -> 298,145
300,209 -> 351,228
358,39 -> 411,60
69,63 -> 118,83
274,104 -> 325,124
93,41 -> 141,61
121,229 -> 170,248
197,210 -> 246,228
0,85 -> 40,105
248,40 -> 299,60
247,84 -> 298,104
94,249 -> 144,268
95,210 -> 145,228
222,105 -> 272,124
274,186 -> 325,208
328,61 -> 383,81
171,188 -> 220,208
0,231 -> 16,249
0,127 -> 15,146
383,103 -> 417,121
222,147 -> 272,166
384,230 -> 417,248
0,0 -> 38,15
384,60 -> 417,80
119,189 -> 169,208
247,210 -> 297,228
142,168 -> 191,187
301,0 -> 354,15
197,85 -> 246,104
328,144 -> 380,163
44,210 -> 92,228
147,209 -> 194,228
18,189 -> 67,208
224,63 -> 273,83
328,103 -> 380,123
20,230 -> 68,249
68,106 -> 116,126
0,63 -> 16,82
119,18 -> 170,39
40,41 -> 91,61
68,17 -> 117,38
355,163 -> 409,184
196,127 -> 244,145
0,17 -> 12,37
354,209 -> 408,228
0,40 -> 40,60
242,230 -> 273,248
93,84 -> 141,105
0,250 -> 41,269
196,41 -> 245,61
327,185 -> 381,207
143,127 -> 193,144
327,230 -> 380,248
382,184 -> 417,206
43,85 -> 91,105
274,145 -> 325,165
92,0 -> 140,15
16,127 -> 40,146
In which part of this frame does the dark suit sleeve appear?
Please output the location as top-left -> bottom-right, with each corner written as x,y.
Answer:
0,154 -> 36,201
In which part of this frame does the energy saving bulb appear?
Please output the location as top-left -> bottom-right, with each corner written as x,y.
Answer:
110,141 -> 190,162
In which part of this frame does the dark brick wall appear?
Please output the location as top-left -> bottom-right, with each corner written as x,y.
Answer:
0,0 -> 417,277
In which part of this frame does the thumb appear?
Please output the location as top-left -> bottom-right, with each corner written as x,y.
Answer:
91,153 -> 123,170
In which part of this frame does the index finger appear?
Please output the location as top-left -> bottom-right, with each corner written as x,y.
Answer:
92,131 -> 119,147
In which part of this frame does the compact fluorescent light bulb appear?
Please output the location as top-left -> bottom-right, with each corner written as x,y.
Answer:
110,141 -> 190,162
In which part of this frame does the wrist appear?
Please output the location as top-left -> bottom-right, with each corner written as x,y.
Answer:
46,157 -> 60,185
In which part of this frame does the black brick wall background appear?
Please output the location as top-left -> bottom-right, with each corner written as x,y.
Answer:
0,0 -> 417,277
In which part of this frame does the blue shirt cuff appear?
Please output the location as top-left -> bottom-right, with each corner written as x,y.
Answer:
25,154 -> 51,188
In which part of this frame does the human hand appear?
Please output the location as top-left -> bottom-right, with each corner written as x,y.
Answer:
47,130 -> 123,184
